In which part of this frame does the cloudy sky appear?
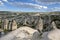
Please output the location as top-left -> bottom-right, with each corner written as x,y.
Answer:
0,0 -> 60,12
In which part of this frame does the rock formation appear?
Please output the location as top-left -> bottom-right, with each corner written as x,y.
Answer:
3,19 -> 9,30
1,19 -> 9,30
48,29 -> 60,40
8,21 -> 12,31
0,26 -> 39,40
11,20 -> 17,30
0,26 -> 59,40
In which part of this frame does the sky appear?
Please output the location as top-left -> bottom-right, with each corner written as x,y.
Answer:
0,0 -> 60,12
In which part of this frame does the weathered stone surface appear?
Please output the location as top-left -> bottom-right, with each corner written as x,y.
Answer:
1,19 -> 9,30
11,20 -> 17,30
36,18 -> 43,31
1,21 -> 60,40
15,14 -> 41,28
48,29 -> 60,40
55,20 -> 60,29
8,21 -> 12,30
32,29 -> 60,40
4,19 -> 9,30
51,21 -> 57,29
0,29 -> 3,32
0,26 -> 39,40
32,31 -> 40,40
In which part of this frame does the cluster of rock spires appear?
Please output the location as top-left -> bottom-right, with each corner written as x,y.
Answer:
0,13 -> 60,40
0,14 -> 44,31
0,23 -> 60,40
0,14 -> 60,31
0,22 -> 60,40
0,19 -> 17,31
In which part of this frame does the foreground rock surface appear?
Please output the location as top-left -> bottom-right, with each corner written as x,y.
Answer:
0,26 -> 39,40
0,26 -> 60,40
48,29 -> 60,40
32,29 -> 60,40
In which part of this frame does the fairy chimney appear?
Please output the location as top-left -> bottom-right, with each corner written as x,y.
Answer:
11,20 -> 17,30
4,19 -> 9,30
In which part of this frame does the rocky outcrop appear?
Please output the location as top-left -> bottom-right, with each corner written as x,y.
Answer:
0,22 -> 60,40
0,26 -> 39,40
48,29 -> 60,40
4,19 -> 9,30
11,20 -> 17,30
1,19 -> 9,30
1,13 -> 60,40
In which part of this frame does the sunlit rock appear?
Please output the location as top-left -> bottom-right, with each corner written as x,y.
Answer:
11,20 -> 17,30
48,29 -> 60,40
4,19 -> 9,30
0,26 -> 39,40
36,18 -> 43,31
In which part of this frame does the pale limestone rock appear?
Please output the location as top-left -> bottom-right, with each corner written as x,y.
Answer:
32,21 -> 60,40
1,19 -> 9,30
1,19 -> 5,29
36,18 -> 43,31
11,20 -> 17,30
0,26 -> 39,40
48,29 -> 60,40
0,29 -> 3,32
32,29 -> 60,40
3,19 -> 9,30
51,21 -> 57,29
8,21 -> 12,30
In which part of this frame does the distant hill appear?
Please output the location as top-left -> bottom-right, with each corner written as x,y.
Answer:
0,11 -> 60,17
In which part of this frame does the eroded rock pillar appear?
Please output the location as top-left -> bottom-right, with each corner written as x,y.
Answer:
3,19 -> 9,30
11,20 -> 17,30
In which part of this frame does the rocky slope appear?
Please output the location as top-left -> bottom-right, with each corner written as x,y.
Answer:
0,26 -> 60,40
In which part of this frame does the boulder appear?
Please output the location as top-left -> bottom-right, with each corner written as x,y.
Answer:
2,26 -> 60,40
32,29 -> 60,40
11,20 -> 17,30
0,26 -> 39,40
32,21 -> 60,40
48,29 -> 60,40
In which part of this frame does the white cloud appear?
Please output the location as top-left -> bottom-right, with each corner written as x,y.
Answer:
33,0 -> 60,5
0,1 -> 4,6
2,0 -> 8,2
35,0 -> 60,2
43,6 -> 47,9
9,2 -> 47,9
